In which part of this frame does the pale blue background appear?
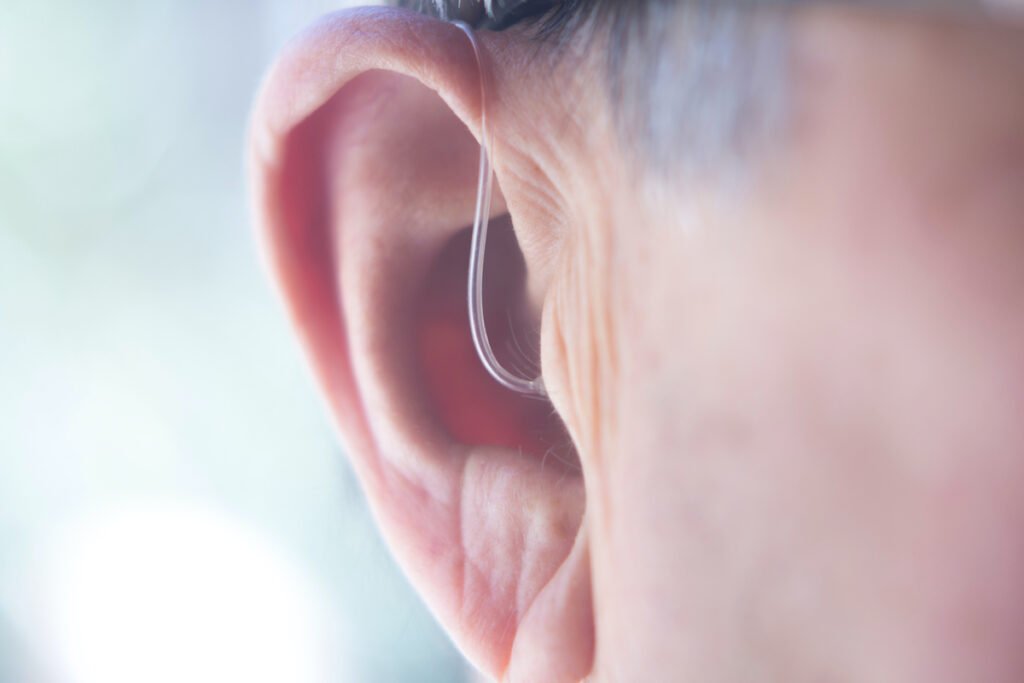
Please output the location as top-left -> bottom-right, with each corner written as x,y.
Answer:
0,1 -> 470,680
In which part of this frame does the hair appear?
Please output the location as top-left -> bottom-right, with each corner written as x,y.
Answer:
396,0 -> 789,185
399,0 -> 984,186
591,1 -> 789,178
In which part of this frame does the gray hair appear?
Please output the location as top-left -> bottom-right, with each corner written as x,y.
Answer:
397,0 -> 790,185
602,2 -> 789,181
397,0 -> 978,185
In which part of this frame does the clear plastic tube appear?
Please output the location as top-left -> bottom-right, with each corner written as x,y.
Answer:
455,21 -> 546,397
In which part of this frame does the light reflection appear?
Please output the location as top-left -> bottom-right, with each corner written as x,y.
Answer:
32,502 -> 344,683
0,0 -> 467,680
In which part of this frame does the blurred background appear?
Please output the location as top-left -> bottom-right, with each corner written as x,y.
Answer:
0,1 -> 474,680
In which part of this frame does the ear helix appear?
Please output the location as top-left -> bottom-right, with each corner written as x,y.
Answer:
454,21 -> 547,398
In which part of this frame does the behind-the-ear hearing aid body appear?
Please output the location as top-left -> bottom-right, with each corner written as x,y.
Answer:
412,0 -> 557,29
455,21 -> 547,398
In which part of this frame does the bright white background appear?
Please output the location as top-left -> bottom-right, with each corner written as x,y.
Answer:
0,1 -> 471,680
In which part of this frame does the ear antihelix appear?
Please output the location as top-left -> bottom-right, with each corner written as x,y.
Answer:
455,20 -> 548,398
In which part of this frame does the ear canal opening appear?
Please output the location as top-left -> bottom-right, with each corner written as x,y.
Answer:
415,217 -> 579,471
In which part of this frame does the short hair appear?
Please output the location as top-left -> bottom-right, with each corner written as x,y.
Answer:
397,0 -> 789,185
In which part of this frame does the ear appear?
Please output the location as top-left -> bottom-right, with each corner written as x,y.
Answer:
248,8 -> 592,682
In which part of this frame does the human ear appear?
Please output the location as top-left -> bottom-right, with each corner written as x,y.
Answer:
247,8 -> 592,681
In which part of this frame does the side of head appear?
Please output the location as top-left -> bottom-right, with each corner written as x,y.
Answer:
249,3 -> 1024,680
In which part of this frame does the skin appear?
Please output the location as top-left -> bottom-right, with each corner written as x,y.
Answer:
249,5 -> 1024,682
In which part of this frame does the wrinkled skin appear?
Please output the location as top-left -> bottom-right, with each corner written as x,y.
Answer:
249,6 -> 1024,681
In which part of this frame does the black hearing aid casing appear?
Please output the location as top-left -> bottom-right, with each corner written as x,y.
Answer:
400,0 -> 559,30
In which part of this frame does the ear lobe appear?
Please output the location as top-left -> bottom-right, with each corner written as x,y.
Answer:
248,8 -> 593,681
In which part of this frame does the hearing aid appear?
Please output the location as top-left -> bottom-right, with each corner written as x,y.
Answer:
455,20 -> 547,398
422,0 -> 557,29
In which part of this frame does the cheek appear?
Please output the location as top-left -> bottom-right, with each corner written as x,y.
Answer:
587,180 -> 1024,677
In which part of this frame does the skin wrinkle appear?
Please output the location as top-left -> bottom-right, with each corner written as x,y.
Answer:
560,101 -> 624,480
485,29 -> 613,453
553,196 -> 623,680
519,30 -> 620,485
496,158 -> 564,257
